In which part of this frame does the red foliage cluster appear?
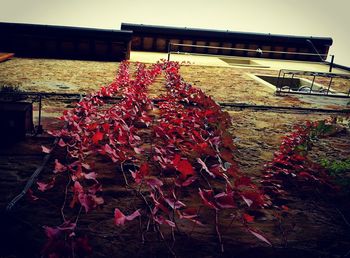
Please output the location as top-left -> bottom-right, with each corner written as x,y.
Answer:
148,61 -> 268,218
262,120 -> 334,197
39,62 -> 162,257
35,60 -> 271,257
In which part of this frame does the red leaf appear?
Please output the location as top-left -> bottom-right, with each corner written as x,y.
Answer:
75,236 -> 93,255
164,219 -> 176,227
145,177 -> 163,189
243,213 -> 255,223
139,163 -> 149,176
226,165 -> 239,177
100,143 -> 113,155
88,183 -> 102,195
37,178 -> 55,192
173,156 -> 195,179
57,221 -> 77,231
198,188 -> 218,210
176,175 -> 197,187
241,195 -> 253,207
73,181 -> 84,193
235,176 -> 252,187
177,159 -> 195,178
195,142 -> 216,156
222,134 -> 235,150
134,147 -> 143,154
281,205 -> 289,211
87,123 -> 98,131
114,208 -> 141,226
82,163 -> 92,170
27,189 -> 39,201
209,164 -> 225,178
220,150 -> 235,164
204,110 -> 215,116
41,145 -> 52,154
92,131 -> 104,144
43,226 -> 60,239
299,171 -> 313,179
215,192 -> 236,209
102,123 -> 110,132
164,197 -> 186,209
58,138 -> 66,147
173,154 -> 181,166
179,207 -> 198,219
197,158 -> 215,178
132,163 -> 150,184
78,192 -> 104,213
154,216 -> 176,227
53,159 -> 66,174
248,228 -> 272,246
178,207 -> 203,225
83,172 -> 98,182
126,209 -> 141,221
70,181 -> 83,209
241,191 -> 266,207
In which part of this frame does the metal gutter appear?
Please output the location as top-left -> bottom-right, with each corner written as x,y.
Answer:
121,23 -> 333,46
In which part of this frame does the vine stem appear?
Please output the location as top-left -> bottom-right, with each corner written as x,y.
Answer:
215,209 -> 224,253
188,207 -> 202,237
61,176 -> 71,222
156,225 -> 177,257
120,162 -> 130,187
75,206 -> 83,224
120,163 -> 153,214
336,208 -> 350,228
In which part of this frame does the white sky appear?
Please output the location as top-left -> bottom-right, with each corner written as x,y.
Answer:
0,0 -> 349,67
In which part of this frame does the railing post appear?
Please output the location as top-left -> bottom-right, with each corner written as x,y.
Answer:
167,42 -> 171,61
329,55 -> 334,72
290,74 -> 294,92
326,77 -> 333,95
37,94 -> 43,134
309,74 -> 316,93
276,70 -> 282,93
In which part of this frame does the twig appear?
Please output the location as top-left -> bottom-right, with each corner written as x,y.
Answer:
344,248 -> 350,257
120,163 -> 153,215
75,206 -> 83,224
188,207 -> 202,237
198,168 -> 212,189
61,176 -> 71,222
336,208 -> 350,227
215,210 -> 224,253
139,215 -> 145,244
156,225 -> 176,257
120,162 -> 130,187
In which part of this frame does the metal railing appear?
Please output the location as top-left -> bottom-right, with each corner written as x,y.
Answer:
276,69 -> 350,98
167,42 -> 329,62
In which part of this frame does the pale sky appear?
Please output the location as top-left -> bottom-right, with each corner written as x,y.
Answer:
1,0 -> 349,67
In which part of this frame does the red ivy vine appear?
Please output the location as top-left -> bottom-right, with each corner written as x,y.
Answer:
262,120 -> 336,199
34,60 -> 272,257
